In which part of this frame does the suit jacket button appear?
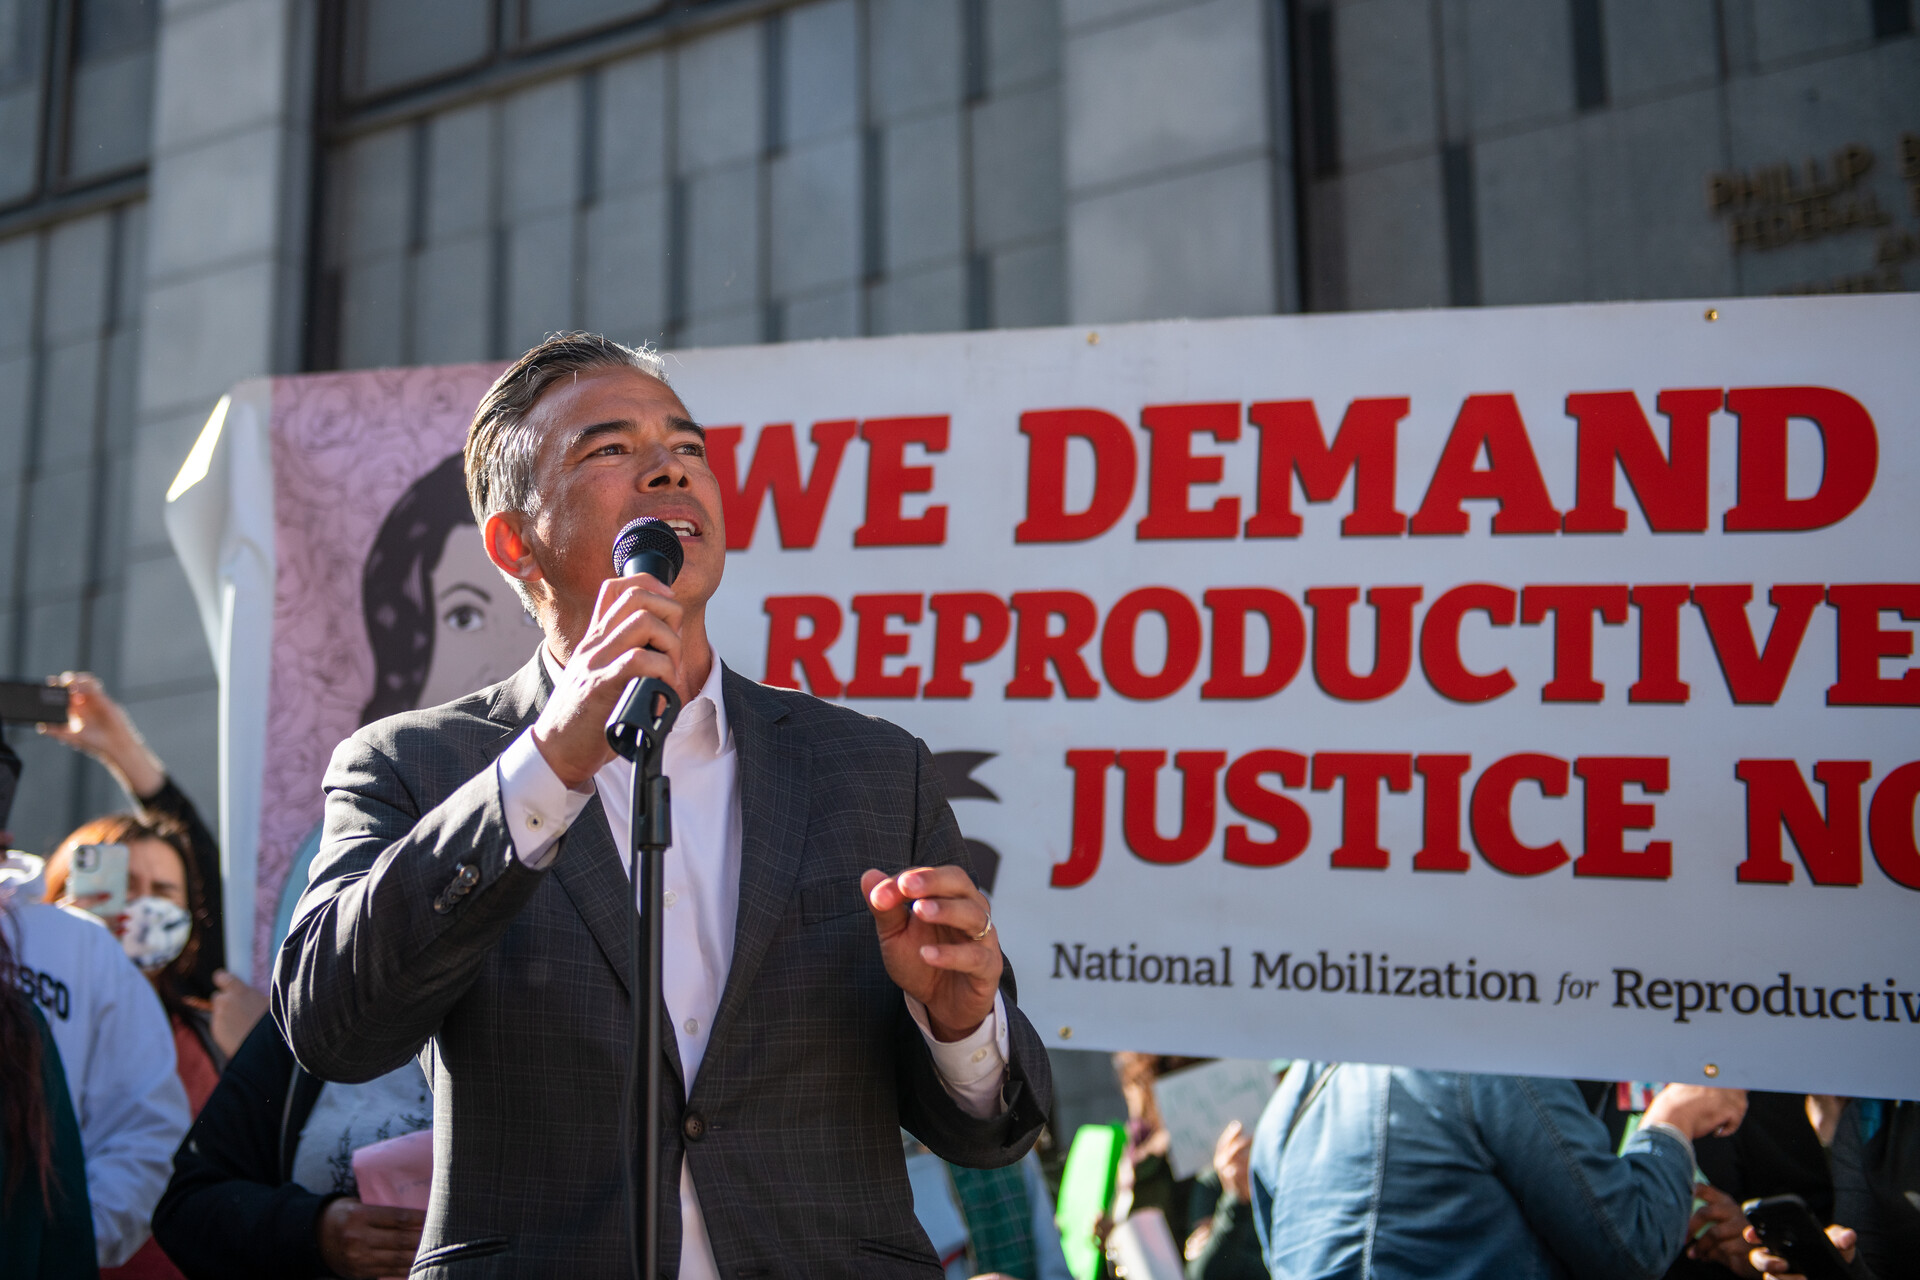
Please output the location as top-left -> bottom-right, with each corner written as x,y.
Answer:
682,1112 -> 706,1142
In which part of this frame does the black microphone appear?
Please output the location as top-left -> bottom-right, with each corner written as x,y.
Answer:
612,516 -> 684,587
605,518 -> 685,762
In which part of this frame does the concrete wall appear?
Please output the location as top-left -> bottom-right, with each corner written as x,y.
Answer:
1062,0 -> 1295,322
320,0 -> 1070,365
1322,0 -> 1920,310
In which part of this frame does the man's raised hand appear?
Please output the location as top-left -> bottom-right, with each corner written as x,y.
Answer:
862,866 -> 1002,1042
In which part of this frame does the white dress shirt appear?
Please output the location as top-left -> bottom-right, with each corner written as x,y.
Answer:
495,652 -> 1008,1279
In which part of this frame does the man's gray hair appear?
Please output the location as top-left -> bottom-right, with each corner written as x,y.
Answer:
464,333 -> 668,612
465,331 -> 668,523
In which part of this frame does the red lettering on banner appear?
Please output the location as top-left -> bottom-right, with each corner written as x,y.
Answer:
1413,754 -> 1473,872
1223,750 -> 1312,866
1693,584 -> 1823,704
1722,387 -> 1878,532
1201,588 -> 1306,699
1120,750 -> 1227,864
1419,584 -> 1517,703
1312,752 -> 1414,869
1563,389 -> 1716,533
1243,398 -> 1409,537
1627,585 -> 1692,703
1015,410 -> 1137,543
1040,747 -> 1920,890
1826,584 -> 1920,706
1410,394 -> 1561,535
1052,750 -> 1118,888
1472,753 -> 1572,876
847,594 -> 922,697
1572,757 -> 1671,879
1521,584 -> 1629,702
1136,403 -> 1241,540
710,421 -> 856,550
1102,588 -> 1204,699
1734,759 -> 1871,885
854,416 -> 948,546
1867,762 -> 1920,890
762,595 -> 844,695
1306,586 -> 1422,701
1005,591 -> 1102,698
924,593 -> 1011,699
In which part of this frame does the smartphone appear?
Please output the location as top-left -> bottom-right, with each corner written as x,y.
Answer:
0,679 -> 69,723
1742,1195 -> 1850,1280
69,843 -> 130,920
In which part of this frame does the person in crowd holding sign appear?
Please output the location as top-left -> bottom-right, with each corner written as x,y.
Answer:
1250,1064 -> 1746,1280
274,333 -> 1051,1276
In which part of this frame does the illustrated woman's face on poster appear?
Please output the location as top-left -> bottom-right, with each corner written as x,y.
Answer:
414,523 -> 541,708
361,452 -> 541,725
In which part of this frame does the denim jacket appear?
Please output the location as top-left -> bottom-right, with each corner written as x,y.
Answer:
1249,1065 -> 1694,1280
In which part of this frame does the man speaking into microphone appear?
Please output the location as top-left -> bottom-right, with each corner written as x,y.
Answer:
273,333 -> 1051,1276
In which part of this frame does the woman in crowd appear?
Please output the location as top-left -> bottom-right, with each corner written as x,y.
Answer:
38,673 -> 269,1094
1105,1053 -> 1269,1280
43,811 -> 227,1111
38,675 -> 270,1277
153,1015 -> 430,1279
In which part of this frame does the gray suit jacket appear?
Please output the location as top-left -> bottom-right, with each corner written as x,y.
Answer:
273,655 -> 1051,1277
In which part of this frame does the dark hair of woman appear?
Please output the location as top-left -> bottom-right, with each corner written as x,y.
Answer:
0,916 -> 54,1211
359,451 -> 476,726
44,812 -> 205,1024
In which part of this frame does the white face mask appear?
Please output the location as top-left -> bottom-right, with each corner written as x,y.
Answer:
121,896 -> 192,972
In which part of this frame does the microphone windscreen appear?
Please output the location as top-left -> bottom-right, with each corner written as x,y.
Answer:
611,516 -> 686,586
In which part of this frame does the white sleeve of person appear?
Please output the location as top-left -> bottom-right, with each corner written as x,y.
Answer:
10,899 -> 190,1266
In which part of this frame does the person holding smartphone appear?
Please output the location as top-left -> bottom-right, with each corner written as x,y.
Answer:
35,674 -> 268,1058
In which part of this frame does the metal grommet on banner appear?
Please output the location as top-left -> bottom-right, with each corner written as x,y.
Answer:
1703,1063 -> 1720,1078
1059,1026 -> 1073,1040
1086,331 -> 1100,345
1705,307 -> 1719,321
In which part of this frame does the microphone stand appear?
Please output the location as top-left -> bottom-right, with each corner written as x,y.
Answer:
608,676 -> 680,1280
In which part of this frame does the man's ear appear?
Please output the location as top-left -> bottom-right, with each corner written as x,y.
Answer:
483,511 -> 543,587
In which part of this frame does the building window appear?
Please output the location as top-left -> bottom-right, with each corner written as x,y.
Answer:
339,0 -> 690,104
0,0 -> 155,214
66,0 -> 157,180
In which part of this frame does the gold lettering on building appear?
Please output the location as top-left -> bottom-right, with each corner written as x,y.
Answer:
1706,143 -> 1891,250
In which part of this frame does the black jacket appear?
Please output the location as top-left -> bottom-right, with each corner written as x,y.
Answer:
151,1016 -> 329,1279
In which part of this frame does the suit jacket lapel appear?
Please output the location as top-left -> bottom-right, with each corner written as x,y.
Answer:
707,666 -> 808,1059
497,648 -> 687,1093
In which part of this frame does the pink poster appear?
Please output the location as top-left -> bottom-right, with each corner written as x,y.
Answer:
258,363 -> 516,976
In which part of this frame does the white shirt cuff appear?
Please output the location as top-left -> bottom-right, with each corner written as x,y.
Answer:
906,990 -> 1009,1120
496,731 -> 594,868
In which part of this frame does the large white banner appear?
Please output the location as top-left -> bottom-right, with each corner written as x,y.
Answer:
177,296 -> 1920,1098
